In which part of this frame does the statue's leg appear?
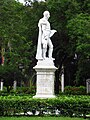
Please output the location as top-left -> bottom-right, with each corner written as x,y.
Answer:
48,39 -> 53,59
42,43 -> 47,59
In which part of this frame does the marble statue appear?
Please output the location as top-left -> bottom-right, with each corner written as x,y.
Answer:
36,11 -> 57,60
33,11 -> 57,98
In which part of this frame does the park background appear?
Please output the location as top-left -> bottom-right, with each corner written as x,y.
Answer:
0,0 -> 90,119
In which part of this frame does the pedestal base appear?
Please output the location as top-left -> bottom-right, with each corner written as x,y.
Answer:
33,58 -> 57,99
33,94 -> 56,99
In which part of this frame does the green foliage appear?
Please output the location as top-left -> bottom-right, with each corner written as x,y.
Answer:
67,13 -> 90,84
46,0 -> 90,87
0,0 -> 36,88
0,0 -> 25,43
67,13 -> 90,44
0,0 -> 35,62
0,95 -> 90,117
0,65 -> 24,92
64,86 -> 86,95
0,0 -> 90,90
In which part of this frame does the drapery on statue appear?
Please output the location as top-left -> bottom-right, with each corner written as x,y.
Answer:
36,11 -> 57,60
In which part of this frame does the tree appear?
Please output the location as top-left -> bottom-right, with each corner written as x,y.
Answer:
0,0 -> 35,88
67,13 -> 90,85
24,0 -> 90,91
0,65 -> 24,92
42,0 -> 81,92
0,0 -> 90,93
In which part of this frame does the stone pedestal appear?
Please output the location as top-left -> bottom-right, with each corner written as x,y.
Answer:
33,58 -> 57,98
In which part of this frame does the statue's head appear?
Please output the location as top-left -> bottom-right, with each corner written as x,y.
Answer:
43,11 -> 50,19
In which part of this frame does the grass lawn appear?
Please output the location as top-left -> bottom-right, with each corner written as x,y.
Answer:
0,117 -> 88,120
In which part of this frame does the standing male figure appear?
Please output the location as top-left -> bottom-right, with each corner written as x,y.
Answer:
36,11 -> 57,60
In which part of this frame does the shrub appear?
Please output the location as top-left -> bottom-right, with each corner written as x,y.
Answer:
0,95 -> 90,118
0,86 -> 35,96
64,86 -> 86,95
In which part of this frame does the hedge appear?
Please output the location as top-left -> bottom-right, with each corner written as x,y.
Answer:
64,86 -> 86,95
0,95 -> 90,118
